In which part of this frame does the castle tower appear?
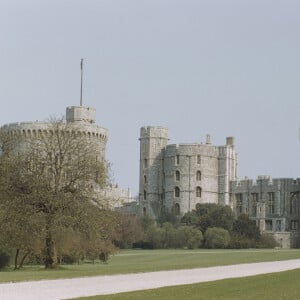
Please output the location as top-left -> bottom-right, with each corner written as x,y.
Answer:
66,106 -> 108,162
218,137 -> 238,206
139,126 -> 169,218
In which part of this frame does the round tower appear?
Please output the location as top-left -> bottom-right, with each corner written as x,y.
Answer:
1,106 -> 108,163
139,126 -> 169,219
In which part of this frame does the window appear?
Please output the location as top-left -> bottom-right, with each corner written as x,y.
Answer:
176,155 -> 180,165
175,187 -> 180,198
197,155 -> 201,164
175,170 -> 180,181
265,220 -> 273,231
196,186 -> 202,197
196,171 -> 201,181
291,220 -> 299,230
268,192 -> 275,214
144,190 -> 147,200
290,193 -> 300,215
144,175 -> 147,184
236,194 -> 243,213
251,193 -> 258,216
143,207 -> 146,216
144,159 -> 148,168
276,220 -> 282,231
174,203 -> 180,215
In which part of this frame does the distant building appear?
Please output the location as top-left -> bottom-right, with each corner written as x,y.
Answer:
139,126 -> 237,218
138,126 -> 300,248
231,176 -> 300,248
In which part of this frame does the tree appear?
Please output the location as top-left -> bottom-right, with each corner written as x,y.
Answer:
177,226 -> 203,249
113,213 -> 145,248
233,214 -> 261,241
181,203 -> 235,232
204,227 -> 231,249
0,119 -> 111,268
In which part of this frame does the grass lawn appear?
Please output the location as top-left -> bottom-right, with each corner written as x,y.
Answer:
0,248 -> 300,283
74,268 -> 300,300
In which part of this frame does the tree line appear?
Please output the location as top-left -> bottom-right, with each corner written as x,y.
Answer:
113,204 -> 277,250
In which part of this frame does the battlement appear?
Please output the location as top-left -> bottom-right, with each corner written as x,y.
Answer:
66,106 -> 96,124
140,126 -> 169,140
231,176 -> 300,188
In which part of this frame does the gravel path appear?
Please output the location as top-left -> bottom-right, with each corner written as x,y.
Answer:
1,259 -> 300,300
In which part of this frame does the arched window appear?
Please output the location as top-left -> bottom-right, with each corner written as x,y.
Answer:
143,207 -> 146,216
174,203 -> 180,215
175,170 -> 180,181
290,193 -> 299,215
196,171 -> 201,181
144,175 -> 147,184
174,187 -> 180,198
144,190 -> 147,200
196,186 -> 202,197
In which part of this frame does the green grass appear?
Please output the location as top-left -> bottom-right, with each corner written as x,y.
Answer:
74,268 -> 300,300
0,249 -> 300,283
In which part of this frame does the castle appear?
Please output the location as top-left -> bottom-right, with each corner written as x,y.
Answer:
138,126 -> 300,248
1,105 -> 108,162
1,105 -> 132,208
2,107 -> 299,248
138,126 -> 237,217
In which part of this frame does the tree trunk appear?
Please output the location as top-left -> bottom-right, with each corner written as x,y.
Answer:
44,234 -> 57,269
14,249 -> 20,270
18,250 -> 30,269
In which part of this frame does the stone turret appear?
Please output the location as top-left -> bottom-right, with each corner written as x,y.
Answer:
139,126 -> 169,218
66,106 -> 96,124
218,136 -> 238,206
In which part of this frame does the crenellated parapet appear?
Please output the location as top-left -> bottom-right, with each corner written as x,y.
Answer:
1,106 -> 108,161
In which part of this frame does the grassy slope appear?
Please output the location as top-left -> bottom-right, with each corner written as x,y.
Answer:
0,249 -> 300,283
75,269 -> 300,300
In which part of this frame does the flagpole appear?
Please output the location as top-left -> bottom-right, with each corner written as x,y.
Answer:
80,58 -> 83,106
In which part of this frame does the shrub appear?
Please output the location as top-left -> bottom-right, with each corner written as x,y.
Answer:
0,251 -> 10,269
233,214 -> 261,240
145,225 -> 163,249
204,227 -> 230,249
178,226 -> 203,249
228,233 -> 256,249
257,234 -> 279,249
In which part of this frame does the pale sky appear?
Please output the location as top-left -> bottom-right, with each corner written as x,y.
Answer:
1,0 -> 299,196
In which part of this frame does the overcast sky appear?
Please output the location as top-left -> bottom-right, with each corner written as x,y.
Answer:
1,0 -> 299,196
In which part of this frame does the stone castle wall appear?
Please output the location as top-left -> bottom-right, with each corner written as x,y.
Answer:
164,143 -> 219,214
139,127 -> 238,218
1,106 -> 108,162
139,126 -> 169,218
230,176 -> 300,247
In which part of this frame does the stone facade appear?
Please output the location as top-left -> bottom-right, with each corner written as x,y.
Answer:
230,176 -> 300,248
101,184 -> 132,208
1,105 -> 133,208
138,126 -> 300,248
139,126 -> 238,218
1,106 -> 108,162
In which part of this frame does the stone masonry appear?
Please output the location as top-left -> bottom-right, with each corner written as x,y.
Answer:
139,126 -> 237,218
230,176 -> 300,248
